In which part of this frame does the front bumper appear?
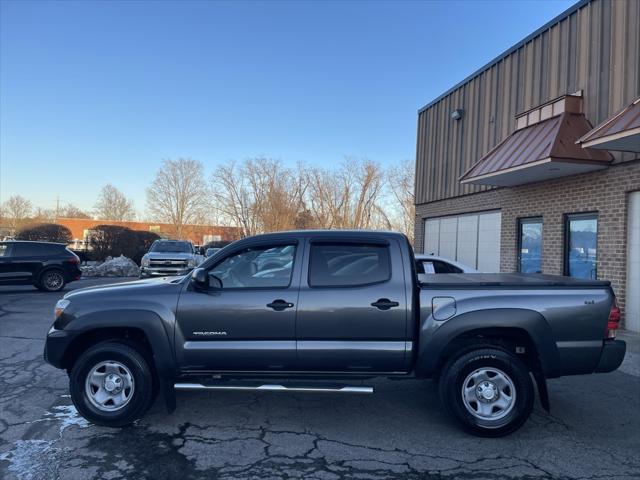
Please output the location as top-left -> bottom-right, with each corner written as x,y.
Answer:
43,327 -> 77,369
140,267 -> 192,277
595,339 -> 626,373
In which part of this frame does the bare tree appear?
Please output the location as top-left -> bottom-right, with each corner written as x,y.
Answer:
210,160 -> 260,237
306,157 -> 388,230
208,156 -> 409,236
32,207 -> 55,223
94,184 -> 136,221
59,203 -> 91,219
146,158 -> 209,238
210,158 -> 307,236
1,195 -> 33,232
386,159 -> 415,240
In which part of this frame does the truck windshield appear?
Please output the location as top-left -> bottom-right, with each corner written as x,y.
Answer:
150,242 -> 192,253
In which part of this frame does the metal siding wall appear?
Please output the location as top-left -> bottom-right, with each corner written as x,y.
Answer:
415,0 -> 640,205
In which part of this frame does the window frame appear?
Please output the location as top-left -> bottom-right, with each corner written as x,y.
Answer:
517,216 -> 543,273
204,242 -> 298,291
563,212 -> 599,279
307,241 -> 392,289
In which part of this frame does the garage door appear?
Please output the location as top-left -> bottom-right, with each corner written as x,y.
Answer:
627,192 -> 640,333
424,211 -> 501,272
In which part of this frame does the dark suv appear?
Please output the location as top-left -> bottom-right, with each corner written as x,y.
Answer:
0,241 -> 82,292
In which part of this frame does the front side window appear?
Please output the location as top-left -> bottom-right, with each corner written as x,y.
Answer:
565,213 -> 598,279
518,218 -> 543,273
309,243 -> 391,287
210,244 -> 295,288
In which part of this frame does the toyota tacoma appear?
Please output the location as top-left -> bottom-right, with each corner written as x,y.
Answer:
44,230 -> 626,436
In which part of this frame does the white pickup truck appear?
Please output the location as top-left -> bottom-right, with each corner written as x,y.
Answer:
139,240 -> 204,278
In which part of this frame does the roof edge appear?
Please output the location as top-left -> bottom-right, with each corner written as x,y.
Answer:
417,0 -> 590,115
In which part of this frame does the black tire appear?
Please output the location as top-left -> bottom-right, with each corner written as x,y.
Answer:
438,347 -> 534,437
36,269 -> 66,292
69,341 -> 155,427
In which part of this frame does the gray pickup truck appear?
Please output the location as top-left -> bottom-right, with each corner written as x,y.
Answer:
44,230 -> 626,436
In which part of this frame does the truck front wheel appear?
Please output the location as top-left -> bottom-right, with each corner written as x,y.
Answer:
69,341 -> 155,427
439,348 -> 534,437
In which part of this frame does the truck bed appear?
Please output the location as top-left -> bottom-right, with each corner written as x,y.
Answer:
418,273 -> 610,288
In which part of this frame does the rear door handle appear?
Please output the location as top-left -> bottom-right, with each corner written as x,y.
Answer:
371,298 -> 400,310
266,299 -> 294,311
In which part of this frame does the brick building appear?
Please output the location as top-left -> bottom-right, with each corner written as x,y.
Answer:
413,0 -> 640,331
55,218 -> 240,246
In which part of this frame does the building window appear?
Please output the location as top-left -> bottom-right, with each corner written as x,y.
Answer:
518,217 -> 543,273
564,213 -> 598,279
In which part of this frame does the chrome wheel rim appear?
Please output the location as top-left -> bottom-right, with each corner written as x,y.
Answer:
44,271 -> 63,290
85,361 -> 135,412
462,367 -> 516,421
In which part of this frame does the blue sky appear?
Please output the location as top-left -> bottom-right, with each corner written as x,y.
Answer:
0,0 -> 575,214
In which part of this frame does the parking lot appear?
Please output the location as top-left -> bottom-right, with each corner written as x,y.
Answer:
0,278 -> 639,480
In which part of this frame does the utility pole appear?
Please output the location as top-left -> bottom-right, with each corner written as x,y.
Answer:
55,196 -> 60,219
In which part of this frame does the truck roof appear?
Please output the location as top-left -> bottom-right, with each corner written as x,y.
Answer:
419,273 -> 610,288
237,230 -> 408,242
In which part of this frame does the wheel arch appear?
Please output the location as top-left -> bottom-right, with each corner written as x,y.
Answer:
60,309 -> 178,412
416,308 -> 561,379
61,327 -> 155,371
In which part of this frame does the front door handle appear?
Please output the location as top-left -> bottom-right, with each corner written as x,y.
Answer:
371,298 -> 400,310
266,299 -> 294,311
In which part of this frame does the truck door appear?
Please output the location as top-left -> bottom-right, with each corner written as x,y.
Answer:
296,237 -> 409,372
175,241 -> 301,371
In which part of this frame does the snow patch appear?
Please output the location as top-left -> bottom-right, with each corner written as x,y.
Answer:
81,255 -> 140,277
0,440 -> 58,480
46,404 -> 90,434
26,403 -> 90,435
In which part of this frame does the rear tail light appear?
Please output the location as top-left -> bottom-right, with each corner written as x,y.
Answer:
606,299 -> 621,339
65,257 -> 80,265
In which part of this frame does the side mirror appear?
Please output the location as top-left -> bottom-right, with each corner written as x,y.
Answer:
191,268 -> 208,288
191,268 -> 223,290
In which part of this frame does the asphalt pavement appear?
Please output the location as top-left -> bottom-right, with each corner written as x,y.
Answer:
1,278 -> 639,480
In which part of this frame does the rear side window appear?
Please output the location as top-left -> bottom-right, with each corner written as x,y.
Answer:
0,243 -> 9,257
11,243 -> 61,257
309,243 -> 391,287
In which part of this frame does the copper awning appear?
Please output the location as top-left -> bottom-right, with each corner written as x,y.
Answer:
576,98 -> 640,153
460,112 -> 613,187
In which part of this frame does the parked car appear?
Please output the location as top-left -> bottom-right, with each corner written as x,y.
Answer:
415,253 -> 477,279
0,241 -> 81,292
44,230 -> 625,436
139,240 -> 204,278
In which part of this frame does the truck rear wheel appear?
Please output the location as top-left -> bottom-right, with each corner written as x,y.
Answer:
438,347 -> 534,437
69,341 -> 155,427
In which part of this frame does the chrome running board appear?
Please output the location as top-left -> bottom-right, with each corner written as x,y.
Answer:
174,383 -> 373,394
